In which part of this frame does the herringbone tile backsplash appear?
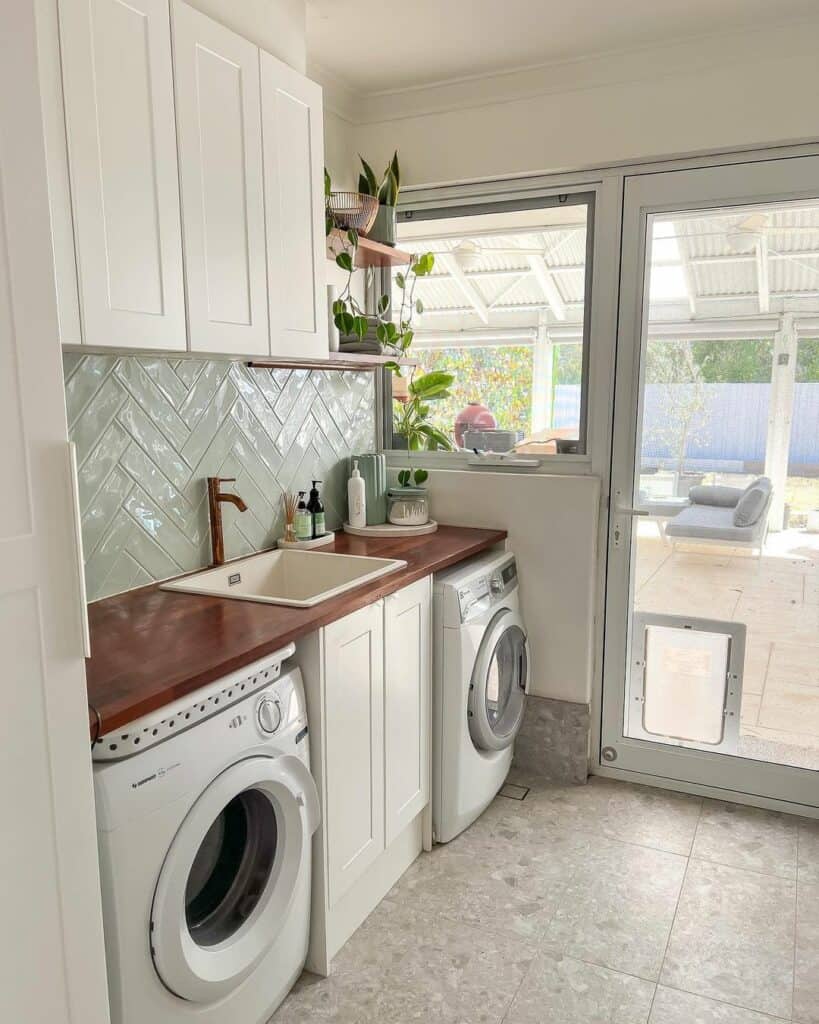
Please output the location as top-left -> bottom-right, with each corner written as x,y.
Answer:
63,354 -> 376,602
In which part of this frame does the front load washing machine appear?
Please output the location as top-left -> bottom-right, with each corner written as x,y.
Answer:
433,550 -> 529,843
92,644 -> 319,1024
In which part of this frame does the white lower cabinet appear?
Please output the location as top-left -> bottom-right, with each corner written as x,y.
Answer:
297,576 -> 432,976
323,601 -> 385,906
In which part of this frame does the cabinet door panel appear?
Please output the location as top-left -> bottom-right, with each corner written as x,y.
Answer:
171,0 -> 268,355
323,602 -> 384,906
261,52 -> 327,360
384,577 -> 431,845
59,0 -> 185,348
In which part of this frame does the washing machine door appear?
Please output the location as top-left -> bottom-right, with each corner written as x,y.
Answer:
468,608 -> 529,752
151,754 -> 319,1004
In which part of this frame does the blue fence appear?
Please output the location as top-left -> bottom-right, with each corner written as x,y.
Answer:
553,383 -> 819,468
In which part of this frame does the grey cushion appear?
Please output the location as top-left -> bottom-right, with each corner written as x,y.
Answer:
665,505 -> 763,542
733,477 -> 772,527
688,484 -> 744,508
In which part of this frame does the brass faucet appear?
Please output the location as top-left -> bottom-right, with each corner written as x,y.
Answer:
207,477 -> 248,566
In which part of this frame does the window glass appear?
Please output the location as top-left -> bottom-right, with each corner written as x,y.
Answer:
389,196 -> 593,454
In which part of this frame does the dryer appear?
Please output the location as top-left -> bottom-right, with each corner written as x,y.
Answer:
93,644 -> 319,1024
433,551 -> 529,843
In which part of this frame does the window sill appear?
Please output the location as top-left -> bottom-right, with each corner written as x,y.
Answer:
384,450 -> 594,475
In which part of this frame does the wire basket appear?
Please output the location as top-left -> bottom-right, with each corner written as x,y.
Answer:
327,191 -> 379,233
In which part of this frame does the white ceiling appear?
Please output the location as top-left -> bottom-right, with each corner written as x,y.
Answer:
307,0 -> 818,94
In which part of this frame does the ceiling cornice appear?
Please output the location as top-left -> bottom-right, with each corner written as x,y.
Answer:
310,17 -> 819,127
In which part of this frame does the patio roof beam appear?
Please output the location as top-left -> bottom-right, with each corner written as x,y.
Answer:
755,237 -> 771,313
436,252 -> 490,323
526,254 -> 567,320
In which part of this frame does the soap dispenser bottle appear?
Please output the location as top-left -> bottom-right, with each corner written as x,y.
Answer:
307,480 -> 325,538
347,459 -> 367,529
294,491 -> 312,541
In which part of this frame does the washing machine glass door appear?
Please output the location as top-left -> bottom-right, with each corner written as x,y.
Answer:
468,608 -> 529,752
151,754 -> 319,1004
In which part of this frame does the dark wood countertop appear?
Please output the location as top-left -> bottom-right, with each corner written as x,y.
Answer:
86,525 -> 506,738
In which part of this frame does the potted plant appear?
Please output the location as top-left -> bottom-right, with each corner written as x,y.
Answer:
358,152 -> 400,246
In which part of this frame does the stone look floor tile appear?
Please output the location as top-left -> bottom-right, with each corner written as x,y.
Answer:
798,818 -> 819,883
649,985 -> 790,1024
503,952 -> 655,1024
541,836 -> 687,981
308,899 -> 534,1024
690,800 -> 799,878
794,880 -> 819,1024
660,859 -> 795,1018
514,775 -> 702,856
387,816 -> 590,941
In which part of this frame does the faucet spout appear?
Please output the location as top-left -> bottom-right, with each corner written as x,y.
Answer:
207,477 -> 248,566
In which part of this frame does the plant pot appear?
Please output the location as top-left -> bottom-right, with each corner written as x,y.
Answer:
366,204 -> 396,246
391,432 -> 408,450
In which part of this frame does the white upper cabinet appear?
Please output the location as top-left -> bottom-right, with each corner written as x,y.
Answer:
261,51 -> 328,360
58,0 -> 186,349
171,0 -> 269,355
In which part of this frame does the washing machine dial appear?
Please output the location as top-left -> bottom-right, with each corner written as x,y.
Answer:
490,575 -> 503,595
257,695 -> 282,734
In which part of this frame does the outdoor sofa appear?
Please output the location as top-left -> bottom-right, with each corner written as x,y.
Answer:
664,476 -> 773,557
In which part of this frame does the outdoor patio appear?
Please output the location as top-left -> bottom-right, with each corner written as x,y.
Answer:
635,525 -> 819,770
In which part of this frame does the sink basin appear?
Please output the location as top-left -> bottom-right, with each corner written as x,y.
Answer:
160,548 -> 407,608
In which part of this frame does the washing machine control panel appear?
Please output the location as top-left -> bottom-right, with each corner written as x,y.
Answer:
457,558 -> 517,620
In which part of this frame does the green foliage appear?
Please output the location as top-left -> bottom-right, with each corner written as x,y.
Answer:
648,337 -> 819,384
393,370 -> 456,454
357,151 -> 400,207
397,467 -> 429,487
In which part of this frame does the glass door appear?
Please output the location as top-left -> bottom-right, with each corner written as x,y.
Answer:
602,154 -> 819,809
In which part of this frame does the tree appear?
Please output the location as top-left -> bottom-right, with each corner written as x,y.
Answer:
643,340 -> 710,479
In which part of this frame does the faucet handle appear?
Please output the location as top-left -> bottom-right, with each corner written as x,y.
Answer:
218,477 -> 237,484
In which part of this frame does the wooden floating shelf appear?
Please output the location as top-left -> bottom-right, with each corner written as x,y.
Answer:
327,228 -> 412,268
247,351 -> 415,371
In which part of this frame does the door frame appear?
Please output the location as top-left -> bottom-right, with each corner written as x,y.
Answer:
598,152 -> 819,812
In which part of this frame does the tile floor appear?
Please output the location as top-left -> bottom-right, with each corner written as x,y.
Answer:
271,775 -> 819,1024
635,527 -> 819,769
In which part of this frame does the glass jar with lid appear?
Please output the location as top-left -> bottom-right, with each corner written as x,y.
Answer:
387,487 -> 429,527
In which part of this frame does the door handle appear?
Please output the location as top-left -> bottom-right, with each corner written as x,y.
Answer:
616,505 -> 649,517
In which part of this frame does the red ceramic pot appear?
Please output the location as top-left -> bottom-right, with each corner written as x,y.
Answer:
454,402 -> 496,448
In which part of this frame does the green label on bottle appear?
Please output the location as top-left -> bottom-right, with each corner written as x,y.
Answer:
313,512 -> 326,537
295,511 -> 312,540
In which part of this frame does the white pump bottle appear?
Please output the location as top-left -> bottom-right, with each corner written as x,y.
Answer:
347,459 -> 367,528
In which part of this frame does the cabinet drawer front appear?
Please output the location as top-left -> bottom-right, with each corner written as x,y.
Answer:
171,0 -> 268,355
261,52 -> 327,360
59,0 -> 185,349
384,577 -> 431,845
323,602 -> 385,906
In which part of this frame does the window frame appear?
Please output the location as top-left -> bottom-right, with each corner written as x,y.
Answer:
380,179 -> 600,470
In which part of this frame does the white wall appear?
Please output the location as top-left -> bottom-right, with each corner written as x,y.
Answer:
324,20 -> 819,186
187,0 -> 306,71
418,470 -> 600,704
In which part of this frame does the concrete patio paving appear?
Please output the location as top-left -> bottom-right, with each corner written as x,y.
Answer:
634,525 -> 819,769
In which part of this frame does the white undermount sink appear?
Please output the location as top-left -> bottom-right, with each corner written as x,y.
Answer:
160,548 -> 407,608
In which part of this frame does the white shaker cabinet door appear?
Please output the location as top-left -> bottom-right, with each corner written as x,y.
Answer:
171,0 -> 269,355
323,601 -> 385,907
58,0 -> 186,349
260,50 -> 328,360
384,576 -> 431,845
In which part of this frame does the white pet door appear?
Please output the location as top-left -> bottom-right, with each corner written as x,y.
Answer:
468,608 -> 529,752
627,613 -> 745,754
151,754 -> 319,1004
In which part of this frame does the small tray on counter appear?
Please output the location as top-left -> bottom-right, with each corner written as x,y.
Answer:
343,520 -> 438,538
276,532 -> 335,549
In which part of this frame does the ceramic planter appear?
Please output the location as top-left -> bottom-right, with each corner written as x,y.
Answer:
367,204 -> 396,246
